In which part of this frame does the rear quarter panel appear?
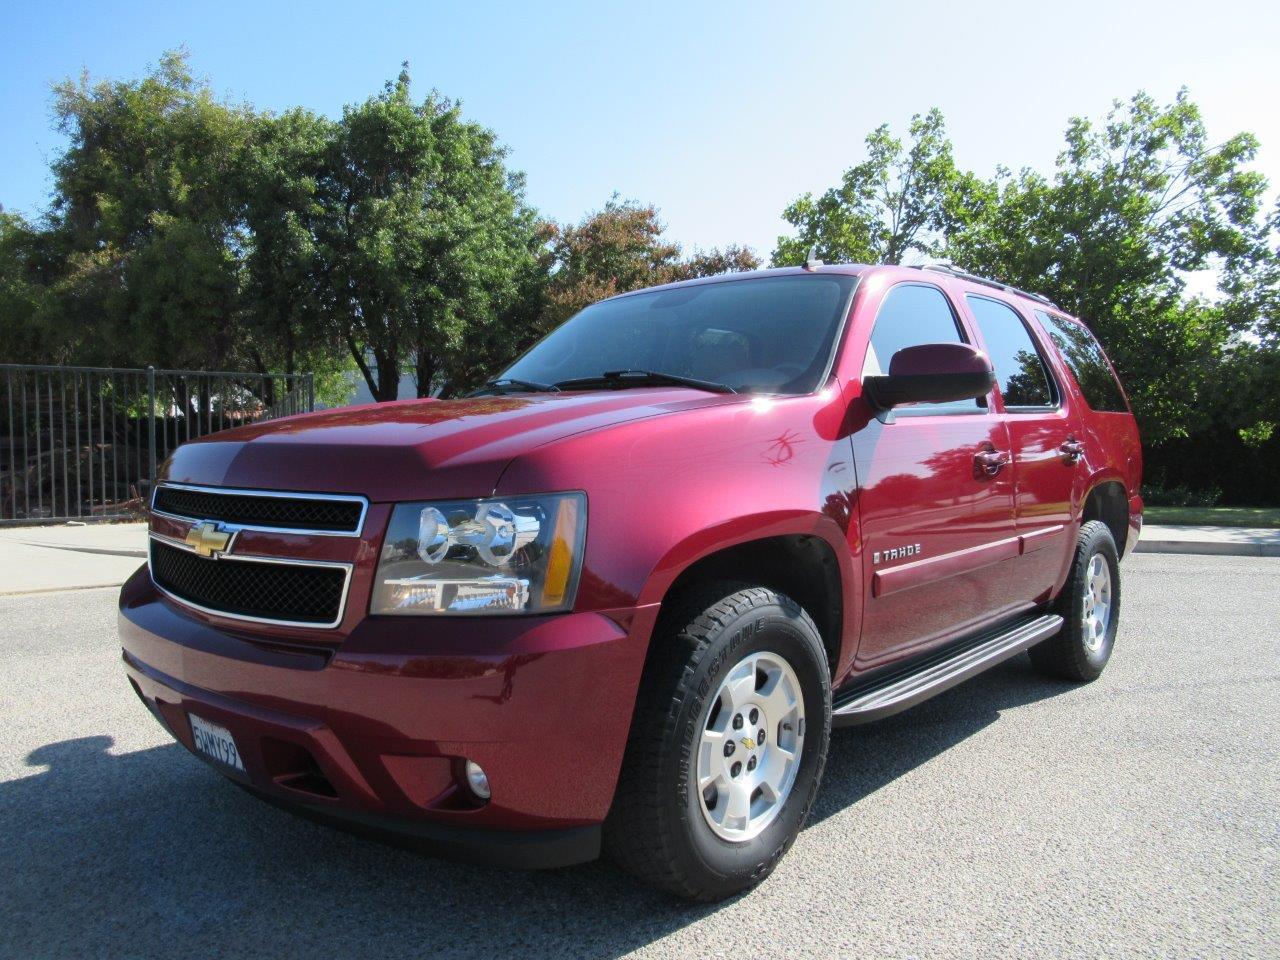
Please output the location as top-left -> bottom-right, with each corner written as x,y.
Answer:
1028,311 -> 1144,550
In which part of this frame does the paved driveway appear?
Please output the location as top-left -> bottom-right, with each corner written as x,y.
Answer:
1,554 -> 1276,959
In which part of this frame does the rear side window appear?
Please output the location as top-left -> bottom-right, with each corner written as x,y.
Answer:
864,283 -> 981,414
1034,311 -> 1128,412
966,296 -> 1056,409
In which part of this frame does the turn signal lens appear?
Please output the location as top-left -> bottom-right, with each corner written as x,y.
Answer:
541,497 -> 579,607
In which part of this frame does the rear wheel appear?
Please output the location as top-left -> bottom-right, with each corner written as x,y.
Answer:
1030,520 -> 1121,682
604,582 -> 831,901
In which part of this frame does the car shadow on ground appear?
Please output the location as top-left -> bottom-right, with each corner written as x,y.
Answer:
0,655 -> 1075,960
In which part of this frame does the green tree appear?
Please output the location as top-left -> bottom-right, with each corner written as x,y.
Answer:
542,196 -> 759,329
1214,200 -> 1280,455
0,211 -> 59,362
239,107 -> 341,382
773,108 -> 977,267
948,90 -> 1270,445
309,68 -> 540,401
48,51 -> 253,370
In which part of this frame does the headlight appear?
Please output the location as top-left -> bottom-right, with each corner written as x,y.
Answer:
371,493 -> 586,616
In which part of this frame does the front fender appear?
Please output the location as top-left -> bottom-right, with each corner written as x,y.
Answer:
492,390 -> 861,644
635,508 -> 854,608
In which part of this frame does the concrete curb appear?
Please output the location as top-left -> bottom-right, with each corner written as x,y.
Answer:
0,582 -> 127,597
1135,540 -> 1280,558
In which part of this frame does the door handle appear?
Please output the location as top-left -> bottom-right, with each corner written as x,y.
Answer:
1060,438 -> 1085,463
974,449 -> 1010,477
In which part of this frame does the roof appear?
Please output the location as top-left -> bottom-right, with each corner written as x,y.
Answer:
604,263 -> 866,301
604,262 -> 1060,312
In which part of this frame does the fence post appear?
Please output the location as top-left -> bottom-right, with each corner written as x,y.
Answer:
306,373 -> 315,412
146,365 -> 157,493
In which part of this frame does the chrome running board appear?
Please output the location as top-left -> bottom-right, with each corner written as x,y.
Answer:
832,613 -> 1063,727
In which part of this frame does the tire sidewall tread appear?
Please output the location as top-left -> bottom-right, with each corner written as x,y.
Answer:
1031,520 -> 1121,682
604,581 -> 832,901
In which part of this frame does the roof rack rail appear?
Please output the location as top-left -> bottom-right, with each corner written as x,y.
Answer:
915,263 -> 1058,309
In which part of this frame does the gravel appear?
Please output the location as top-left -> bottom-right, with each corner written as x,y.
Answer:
1,553 -> 1276,959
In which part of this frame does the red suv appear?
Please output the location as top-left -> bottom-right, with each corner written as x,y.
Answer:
120,263 -> 1142,900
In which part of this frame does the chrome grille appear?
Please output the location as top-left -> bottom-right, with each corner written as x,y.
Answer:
149,538 -> 350,627
151,483 -> 366,535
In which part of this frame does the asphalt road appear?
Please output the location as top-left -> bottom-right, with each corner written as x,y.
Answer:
1,554 -> 1276,959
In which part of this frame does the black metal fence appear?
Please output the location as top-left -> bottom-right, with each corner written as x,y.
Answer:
1,365 -> 314,525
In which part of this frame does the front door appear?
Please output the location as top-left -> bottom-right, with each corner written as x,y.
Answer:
851,282 -> 1021,668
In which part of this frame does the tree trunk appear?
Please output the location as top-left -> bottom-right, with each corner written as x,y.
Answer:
345,332 -> 380,401
415,351 -> 436,399
375,348 -> 400,402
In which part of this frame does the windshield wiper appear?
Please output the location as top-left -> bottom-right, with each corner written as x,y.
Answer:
554,369 -> 737,395
469,377 -> 561,397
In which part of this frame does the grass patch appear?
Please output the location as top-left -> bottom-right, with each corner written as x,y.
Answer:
1144,505 -> 1280,528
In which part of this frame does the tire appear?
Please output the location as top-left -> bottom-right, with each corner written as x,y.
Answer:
604,581 -> 831,901
1030,520 -> 1121,682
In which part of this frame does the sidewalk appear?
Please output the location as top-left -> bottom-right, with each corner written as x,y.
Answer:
0,520 -> 1276,596
0,522 -> 147,595
1136,524 -> 1280,558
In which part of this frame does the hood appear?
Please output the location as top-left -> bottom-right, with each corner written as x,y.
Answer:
162,389 -> 741,501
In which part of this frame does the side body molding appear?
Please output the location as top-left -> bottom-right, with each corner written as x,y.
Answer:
872,525 -> 1066,598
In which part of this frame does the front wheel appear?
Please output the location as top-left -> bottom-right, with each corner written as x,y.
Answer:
604,582 -> 831,901
1030,520 -> 1121,682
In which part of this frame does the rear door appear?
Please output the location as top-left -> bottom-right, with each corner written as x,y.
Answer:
964,294 -> 1085,598
851,282 -> 1021,668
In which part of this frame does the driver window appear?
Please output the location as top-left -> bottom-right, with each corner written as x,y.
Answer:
864,283 -> 984,413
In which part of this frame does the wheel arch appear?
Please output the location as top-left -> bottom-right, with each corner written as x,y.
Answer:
643,521 -> 851,678
1081,477 -> 1129,555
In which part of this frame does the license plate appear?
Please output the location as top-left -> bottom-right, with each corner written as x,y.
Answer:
189,713 -> 245,772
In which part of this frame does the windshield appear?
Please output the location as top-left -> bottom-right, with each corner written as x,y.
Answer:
501,274 -> 858,395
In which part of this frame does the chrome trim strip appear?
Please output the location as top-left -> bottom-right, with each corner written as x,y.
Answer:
147,533 -> 354,630
151,481 -> 369,538
1019,523 -> 1066,553
871,533 -> 1023,598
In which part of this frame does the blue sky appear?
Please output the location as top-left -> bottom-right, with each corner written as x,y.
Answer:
3,0 -> 1278,261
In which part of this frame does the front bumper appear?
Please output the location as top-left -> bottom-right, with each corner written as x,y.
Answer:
119,566 -> 657,868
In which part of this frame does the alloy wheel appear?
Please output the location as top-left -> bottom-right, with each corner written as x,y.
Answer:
695,651 -> 805,842
1082,553 -> 1113,653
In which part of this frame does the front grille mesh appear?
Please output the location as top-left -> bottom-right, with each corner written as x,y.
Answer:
153,486 -> 363,533
150,540 -> 347,625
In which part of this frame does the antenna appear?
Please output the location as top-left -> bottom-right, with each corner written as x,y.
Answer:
803,244 -> 823,272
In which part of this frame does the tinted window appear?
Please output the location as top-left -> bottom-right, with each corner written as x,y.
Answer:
864,283 -> 980,413
503,274 -> 856,395
865,285 -> 965,373
966,296 -> 1055,408
1034,311 -> 1128,412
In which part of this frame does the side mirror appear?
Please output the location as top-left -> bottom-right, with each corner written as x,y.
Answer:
864,342 -> 995,410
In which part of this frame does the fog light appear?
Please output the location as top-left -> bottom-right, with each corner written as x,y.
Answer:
464,760 -> 491,801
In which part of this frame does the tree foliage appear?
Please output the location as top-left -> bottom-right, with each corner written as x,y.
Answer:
46,52 -> 252,369
542,196 -> 759,329
238,107 -> 337,380
773,92 -> 1279,499
0,211 -> 59,362
304,68 -> 540,400
2,53 -> 545,402
773,109 -> 979,267
949,90 -> 1270,446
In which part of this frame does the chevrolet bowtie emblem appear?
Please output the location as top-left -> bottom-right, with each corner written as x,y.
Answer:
740,736 -> 757,751
185,520 -> 235,558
